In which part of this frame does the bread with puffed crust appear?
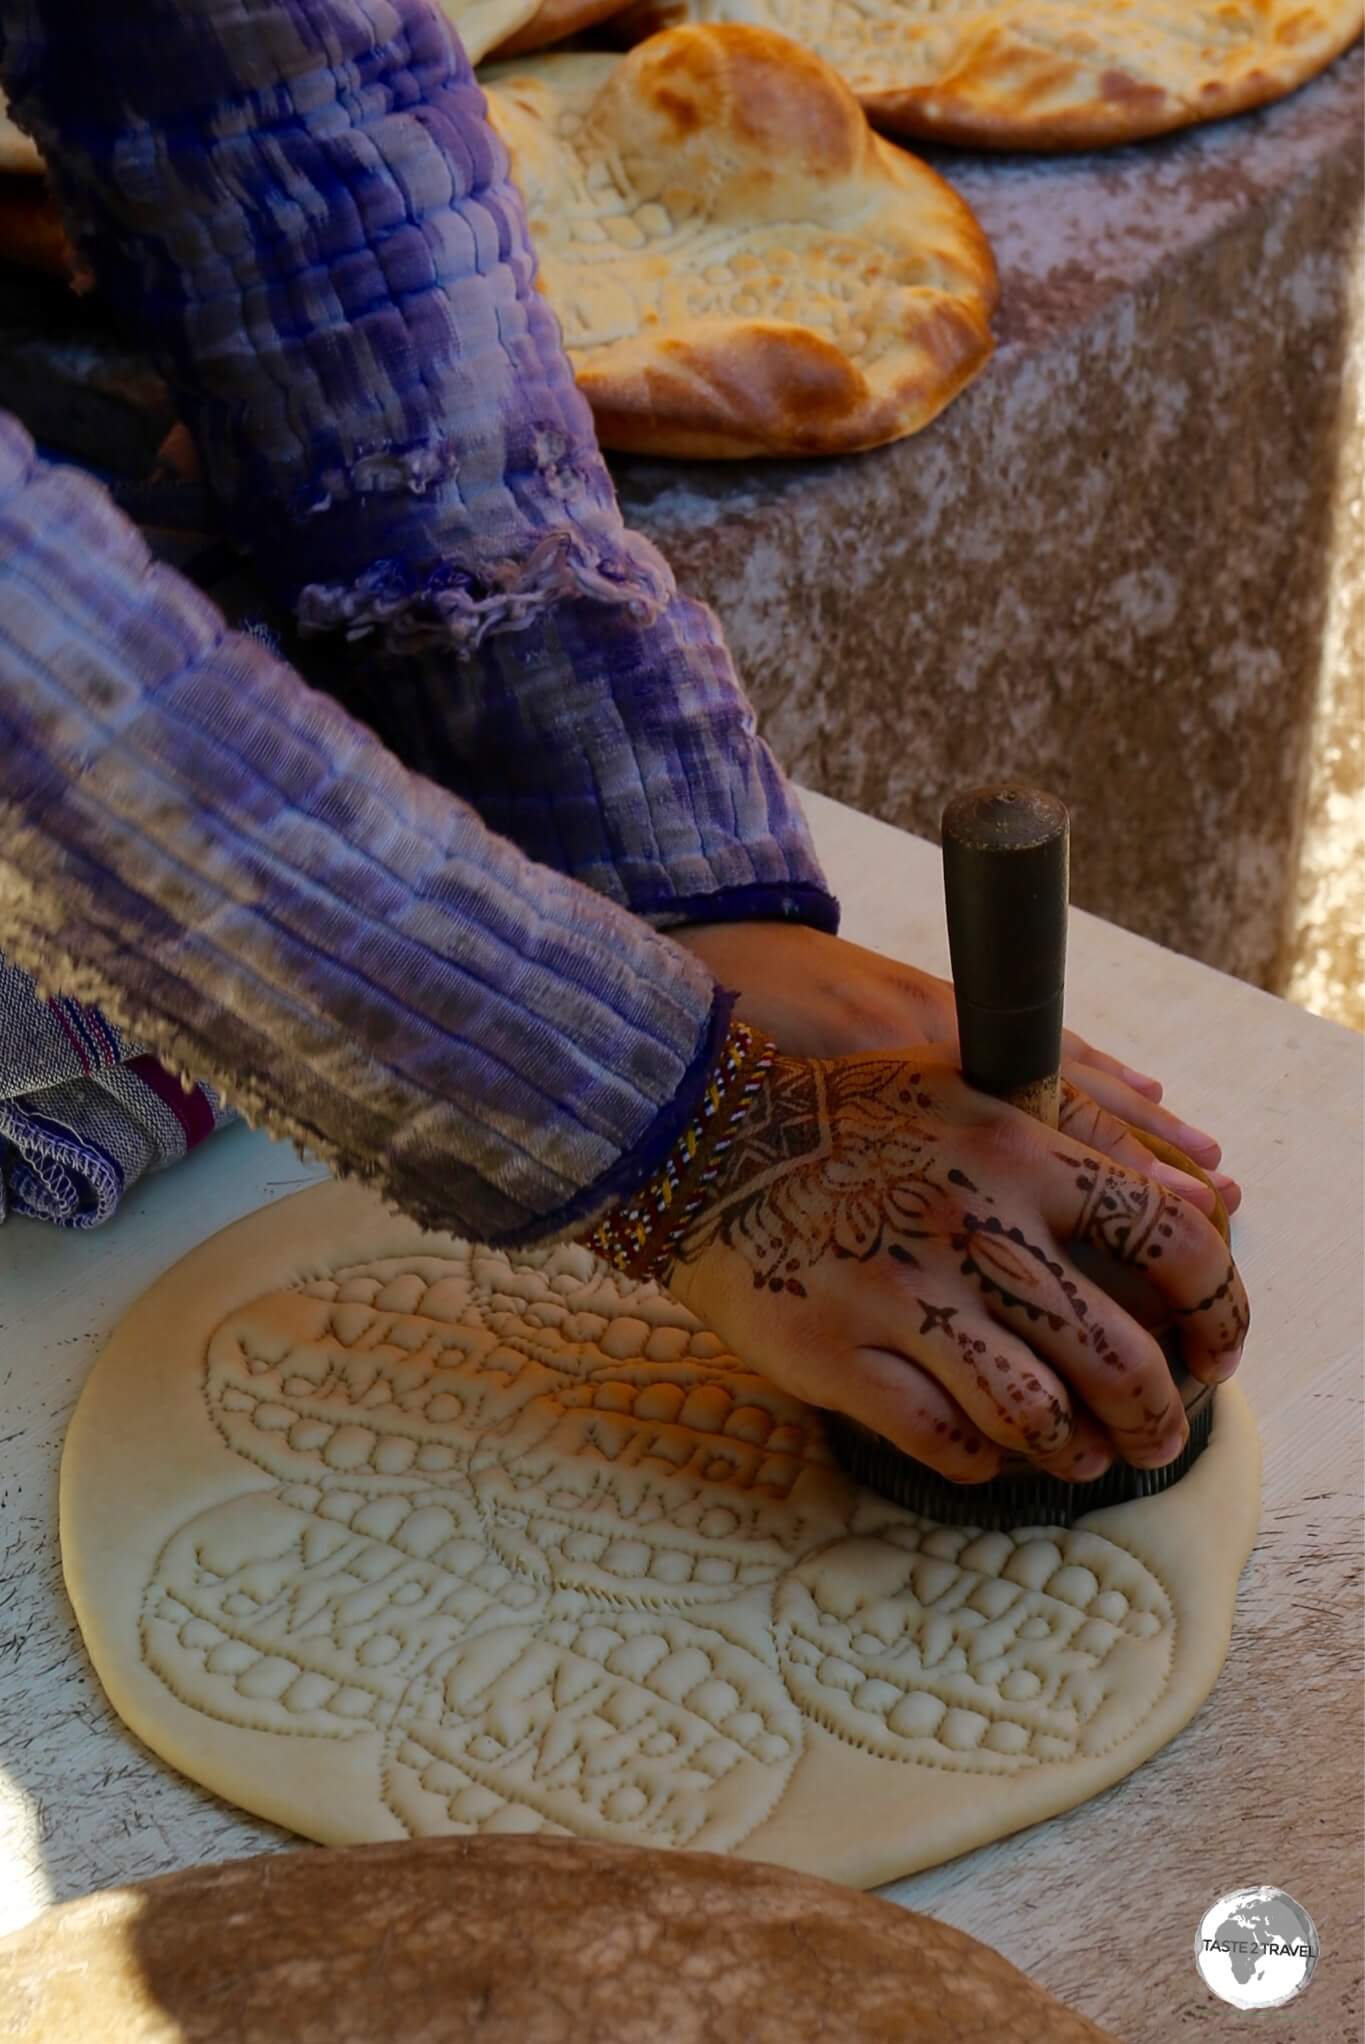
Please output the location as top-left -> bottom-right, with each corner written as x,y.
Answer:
484,25 -> 998,456
608,0 -> 1364,151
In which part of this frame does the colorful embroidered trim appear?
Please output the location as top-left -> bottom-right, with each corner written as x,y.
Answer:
587,1018 -> 775,1284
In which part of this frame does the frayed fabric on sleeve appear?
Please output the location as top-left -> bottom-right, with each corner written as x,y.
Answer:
321,587 -> 842,934
0,0 -> 673,653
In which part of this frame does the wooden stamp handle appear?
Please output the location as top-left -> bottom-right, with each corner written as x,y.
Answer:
942,786 -> 1069,1129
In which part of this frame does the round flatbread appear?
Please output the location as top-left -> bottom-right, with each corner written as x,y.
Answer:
482,26 -> 998,456
0,1836 -> 1119,2042
609,0 -> 1364,150
61,1179 -> 1260,1892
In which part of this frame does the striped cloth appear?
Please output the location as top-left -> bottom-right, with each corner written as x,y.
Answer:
0,954 -> 232,1227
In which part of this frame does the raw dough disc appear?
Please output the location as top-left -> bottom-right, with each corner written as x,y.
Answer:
0,1836 -> 1119,2042
61,1179 -> 1260,1890
609,0 -> 1364,151
481,27 -> 998,456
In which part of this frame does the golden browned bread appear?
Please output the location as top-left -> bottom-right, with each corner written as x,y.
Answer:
609,0 -> 1364,149
0,1836 -> 1120,2043
484,26 -> 998,456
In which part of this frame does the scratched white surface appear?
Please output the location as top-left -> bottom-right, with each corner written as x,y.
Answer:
1,791 -> 1361,2040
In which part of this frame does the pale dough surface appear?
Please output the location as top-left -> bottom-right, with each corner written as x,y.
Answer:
482,27 -> 997,456
610,0 -> 1364,149
61,1180 -> 1260,1890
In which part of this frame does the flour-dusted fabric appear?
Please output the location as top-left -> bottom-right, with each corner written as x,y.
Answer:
0,417 -> 734,1247
323,592 -> 838,932
0,956 -> 233,1227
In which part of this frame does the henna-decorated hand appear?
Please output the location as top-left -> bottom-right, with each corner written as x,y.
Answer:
661,1048 -> 1249,1489
672,923 -> 1241,1213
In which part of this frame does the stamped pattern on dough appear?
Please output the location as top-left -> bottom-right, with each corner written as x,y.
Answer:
137,1238 -> 1180,1853
775,1522 -> 1171,1771
143,1483 -> 548,1742
385,1612 -> 802,1848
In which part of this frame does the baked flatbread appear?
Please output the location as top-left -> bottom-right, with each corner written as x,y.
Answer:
608,0 -> 1365,149
483,27 -> 998,456
61,1180 -> 1260,1892
0,1837 -> 1119,2043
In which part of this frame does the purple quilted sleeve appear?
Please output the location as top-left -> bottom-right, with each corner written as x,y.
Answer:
327,591 -> 841,932
0,416 -> 731,1245
0,0 -> 838,934
0,0 -> 672,651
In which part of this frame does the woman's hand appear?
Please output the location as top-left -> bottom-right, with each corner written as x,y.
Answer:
663,1047 -> 1248,1488
673,921 -> 1240,1212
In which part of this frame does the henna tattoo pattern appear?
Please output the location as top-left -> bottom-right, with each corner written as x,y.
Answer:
950,1213 -> 1161,1448
668,1060 -> 1083,1459
1068,1155 -> 1181,1267
1176,1257 -> 1251,1359
1052,1151 -> 1221,1449
669,1057 -> 1202,1463
671,1058 -> 1231,1459
1062,1149 -> 1249,1354
908,1294 -> 1069,1458
674,1059 -> 953,1295
916,1301 -> 958,1336
954,1210 -> 1184,1456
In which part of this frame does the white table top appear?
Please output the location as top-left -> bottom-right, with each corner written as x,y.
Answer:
2,789 -> 1361,2040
